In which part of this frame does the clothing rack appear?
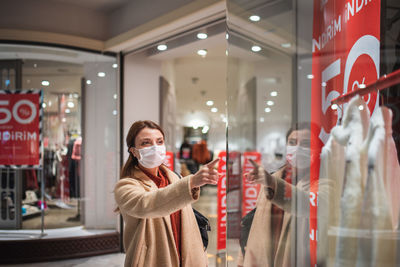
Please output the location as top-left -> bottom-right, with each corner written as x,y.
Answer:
331,69 -> 400,105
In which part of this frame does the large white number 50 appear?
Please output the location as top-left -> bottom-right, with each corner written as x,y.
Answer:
0,99 -> 37,124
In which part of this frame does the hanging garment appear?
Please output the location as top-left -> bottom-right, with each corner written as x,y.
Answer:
355,107 -> 396,267
318,135 -> 345,265
331,96 -> 370,267
381,107 -> 400,229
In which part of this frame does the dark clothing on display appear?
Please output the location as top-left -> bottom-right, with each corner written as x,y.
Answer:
179,141 -> 192,160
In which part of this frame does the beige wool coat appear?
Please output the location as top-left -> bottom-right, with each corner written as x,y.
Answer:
114,165 -> 208,267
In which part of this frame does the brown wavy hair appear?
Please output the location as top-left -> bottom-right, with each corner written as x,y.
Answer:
120,120 -> 165,179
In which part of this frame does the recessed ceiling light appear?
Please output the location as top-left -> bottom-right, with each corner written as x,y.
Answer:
197,49 -> 207,56
331,104 -> 338,110
206,100 -> 214,106
358,105 -> 364,110
113,110 -> 118,115
197,33 -> 208,39
226,33 -> 229,40
260,117 -> 265,122
307,74 -> 314,79
249,15 -> 260,22
41,80 -> 50,86
267,100 -> 274,106
112,63 -> 118,69
113,94 -> 118,99
42,103 -> 47,108
281,43 -> 291,48
265,107 -> 271,113
97,72 -> 106,77
211,107 -> 218,113
86,80 -> 92,85
62,118 -> 66,122
33,63 -> 37,68
157,44 -> 167,51
67,101 -> 75,108
73,93 -> 79,98
270,91 -> 278,97
65,108 -> 71,114
251,45 -> 261,52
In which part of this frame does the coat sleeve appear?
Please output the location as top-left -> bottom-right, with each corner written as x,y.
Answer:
114,175 -> 199,218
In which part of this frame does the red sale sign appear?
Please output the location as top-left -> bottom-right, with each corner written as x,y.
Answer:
217,151 -> 227,250
164,151 -> 174,171
241,151 -> 261,217
0,90 -> 42,167
311,0 -> 380,265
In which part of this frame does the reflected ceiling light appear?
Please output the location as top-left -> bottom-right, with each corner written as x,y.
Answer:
359,84 -> 366,89
86,79 -> 92,85
281,43 -> 291,48
67,101 -> 75,108
48,101 -> 52,107
225,50 -> 228,56
206,100 -> 214,106
113,94 -> 118,99
113,110 -> 118,115
112,63 -> 118,69
197,49 -> 208,56
251,45 -> 262,52
270,91 -> 278,97
265,77 -> 277,84
226,33 -> 229,39
73,93 -> 79,98
331,104 -> 338,110
33,63 -> 37,68
97,72 -> 106,77
197,32 -> 208,39
62,118 -> 66,122
157,44 -> 167,51
358,105 -> 364,110
260,117 -> 265,122
42,103 -> 47,108
249,15 -> 260,22
267,100 -> 274,106
211,107 -> 218,113
322,82 -> 327,87
41,80 -> 50,86
65,108 -> 71,114
307,74 -> 314,79
265,107 -> 271,113
202,125 -> 209,134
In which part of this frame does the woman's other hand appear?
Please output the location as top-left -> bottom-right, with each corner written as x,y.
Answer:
191,158 -> 220,188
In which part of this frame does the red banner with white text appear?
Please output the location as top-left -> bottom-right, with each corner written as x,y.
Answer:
217,151 -> 227,250
311,0 -> 380,265
241,151 -> 261,217
164,151 -> 174,171
0,90 -> 42,167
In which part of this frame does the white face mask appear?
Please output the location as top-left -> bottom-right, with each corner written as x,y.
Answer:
136,145 -> 166,168
286,145 -> 310,169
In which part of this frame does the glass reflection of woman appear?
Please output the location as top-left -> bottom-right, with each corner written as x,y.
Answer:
114,120 -> 219,267
238,122 -> 324,267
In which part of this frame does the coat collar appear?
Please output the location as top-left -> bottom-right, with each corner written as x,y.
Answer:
132,164 -> 179,188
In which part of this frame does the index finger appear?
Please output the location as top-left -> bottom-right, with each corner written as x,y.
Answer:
249,159 -> 260,168
206,158 -> 220,169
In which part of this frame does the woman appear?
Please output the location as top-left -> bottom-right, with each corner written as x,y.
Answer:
238,122 -> 327,267
114,120 -> 219,267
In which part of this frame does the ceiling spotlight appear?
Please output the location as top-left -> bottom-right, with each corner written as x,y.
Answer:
260,117 -> 265,122
265,107 -> 271,113
197,32 -> 208,39
358,105 -> 364,110
67,101 -> 75,108
112,63 -> 118,68
197,49 -> 207,56
267,100 -> 274,106
97,72 -> 106,77
251,45 -> 262,52
86,80 -> 92,85
113,110 -> 118,115
206,100 -> 214,106
307,74 -> 314,79
270,91 -> 278,97
62,118 -> 66,123
41,80 -> 50,86
73,93 -> 79,98
249,15 -> 260,22
157,44 -> 167,51
226,33 -> 229,40
65,108 -> 71,114
281,43 -> 291,48
211,107 -> 218,113
42,103 -> 47,108
331,104 -> 338,110
113,94 -> 118,99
